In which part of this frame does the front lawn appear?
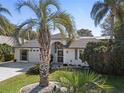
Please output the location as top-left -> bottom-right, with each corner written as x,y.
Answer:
0,74 -> 39,93
0,72 -> 124,93
107,75 -> 124,92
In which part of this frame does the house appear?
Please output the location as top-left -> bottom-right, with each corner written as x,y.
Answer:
0,35 -> 26,47
14,34 -> 110,66
0,36 -> 18,46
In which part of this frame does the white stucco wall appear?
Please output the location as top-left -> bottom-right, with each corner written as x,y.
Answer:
63,49 -> 84,66
15,48 -> 40,63
14,48 -> 20,62
28,48 -> 40,63
15,47 -> 85,65
15,47 -> 86,66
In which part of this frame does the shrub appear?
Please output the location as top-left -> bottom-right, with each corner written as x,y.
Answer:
83,42 -> 108,73
0,43 -> 13,62
4,54 -> 14,61
83,41 -> 124,75
26,64 -> 40,75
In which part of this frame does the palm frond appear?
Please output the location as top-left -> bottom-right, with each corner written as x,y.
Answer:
16,0 -> 40,18
55,24 -> 66,40
0,4 -> 12,36
18,18 -> 38,28
12,18 -> 37,45
94,7 -> 109,26
91,1 -> 107,19
39,0 -> 60,12
51,11 -> 76,40
0,16 -> 13,35
0,4 -> 11,16
91,1 -> 109,26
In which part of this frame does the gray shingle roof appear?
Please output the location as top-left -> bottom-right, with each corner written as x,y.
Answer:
15,33 -> 110,48
15,40 -> 40,48
69,37 -> 99,48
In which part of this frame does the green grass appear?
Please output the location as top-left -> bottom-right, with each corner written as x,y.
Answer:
107,75 -> 124,92
0,72 -> 124,93
0,74 -> 39,93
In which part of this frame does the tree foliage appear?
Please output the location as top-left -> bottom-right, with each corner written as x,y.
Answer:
77,29 -> 93,37
83,41 -> 124,75
91,0 -> 124,39
0,44 -> 13,61
0,4 -> 13,35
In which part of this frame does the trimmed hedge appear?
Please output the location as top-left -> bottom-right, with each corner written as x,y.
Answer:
83,41 -> 124,75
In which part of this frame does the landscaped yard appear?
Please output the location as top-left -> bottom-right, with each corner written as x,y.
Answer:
0,72 -> 124,93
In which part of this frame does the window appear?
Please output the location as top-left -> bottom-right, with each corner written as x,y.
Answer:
57,50 -> 63,62
54,42 -> 63,53
79,50 -> 83,58
20,50 -> 28,61
75,49 -> 78,60
66,50 -> 68,53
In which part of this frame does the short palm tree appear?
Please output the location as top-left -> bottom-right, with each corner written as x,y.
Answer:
91,0 -> 124,39
51,70 -> 110,93
16,0 -> 75,87
0,4 -> 12,35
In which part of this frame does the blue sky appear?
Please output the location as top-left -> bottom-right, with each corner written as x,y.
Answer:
0,0 -> 102,36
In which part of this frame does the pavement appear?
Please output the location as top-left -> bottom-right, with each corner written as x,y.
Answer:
0,62 -> 34,82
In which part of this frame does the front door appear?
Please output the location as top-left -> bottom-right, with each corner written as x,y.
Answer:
20,50 -> 28,61
57,49 -> 63,63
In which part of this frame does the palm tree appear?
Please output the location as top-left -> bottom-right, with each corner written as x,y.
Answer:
51,70 -> 110,93
16,0 -> 75,87
91,0 -> 124,39
0,4 -> 12,35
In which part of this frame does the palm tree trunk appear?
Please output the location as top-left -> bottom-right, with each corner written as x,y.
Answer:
110,14 -> 114,40
120,22 -> 124,39
39,40 -> 51,87
39,45 -> 50,87
38,25 -> 51,87
39,54 -> 50,87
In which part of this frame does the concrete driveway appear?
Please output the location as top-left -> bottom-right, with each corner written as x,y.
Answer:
0,62 -> 34,82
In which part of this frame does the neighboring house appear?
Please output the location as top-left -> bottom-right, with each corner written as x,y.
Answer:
14,34 -> 110,66
0,36 -> 17,46
0,35 -> 26,47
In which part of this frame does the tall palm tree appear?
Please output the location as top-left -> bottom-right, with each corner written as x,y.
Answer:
91,0 -> 124,39
16,0 -> 75,87
0,4 -> 12,35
